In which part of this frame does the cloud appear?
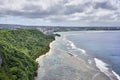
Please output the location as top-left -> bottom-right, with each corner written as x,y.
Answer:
0,0 -> 120,24
93,1 -> 117,10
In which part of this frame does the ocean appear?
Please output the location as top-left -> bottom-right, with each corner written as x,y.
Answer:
36,31 -> 120,80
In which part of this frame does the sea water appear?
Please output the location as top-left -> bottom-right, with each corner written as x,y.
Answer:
36,31 -> 120,80
66,31 -> 120,75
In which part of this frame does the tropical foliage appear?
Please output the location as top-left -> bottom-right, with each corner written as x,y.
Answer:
0,29 -> 55,80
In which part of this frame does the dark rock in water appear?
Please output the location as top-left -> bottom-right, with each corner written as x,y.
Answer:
68,53 -> 74,56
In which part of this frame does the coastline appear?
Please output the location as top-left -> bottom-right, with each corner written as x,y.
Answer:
36,40 -> 55,62
35,32 -> 120,80
67,34 -> 120,80
64,33 -> 120,80
35,35 -> 112,80
35,39 -> 56,80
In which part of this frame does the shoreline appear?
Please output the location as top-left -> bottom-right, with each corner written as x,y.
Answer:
36,40 -> 55,62
62,31 -> 120,80
94,58 -> 120,80
63,33 -> 120,80
35,39 -> 56,80
35,33 -> 120,80
67,35 -> 120,80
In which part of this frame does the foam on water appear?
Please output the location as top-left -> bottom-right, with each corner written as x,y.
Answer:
61,35 -> 87,56
64,35 -> 120,80
94,58 -> 109,73
88,59 -> 92,64
112,71 -> 120,80
94,58 -> 120,80
66,38 -> 86,55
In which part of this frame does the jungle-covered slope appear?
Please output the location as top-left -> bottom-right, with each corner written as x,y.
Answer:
0,29 -> 55,80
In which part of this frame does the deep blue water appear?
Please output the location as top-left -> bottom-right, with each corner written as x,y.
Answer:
67,31 -> 120,75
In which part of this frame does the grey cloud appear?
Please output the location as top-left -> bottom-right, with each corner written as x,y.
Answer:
0,0 -> 120,22
9,1 -> 65,18
0,1 -> 4,5
0,0 -> 90,18
0,4 -> 61,18
23,5 -> 42,11
93,1 -> 117,10
2,10 -> 54,18
80,15 -> 96,20
98,15 -> 116,20
63,1 -> 92,15
64,5 -> 85,15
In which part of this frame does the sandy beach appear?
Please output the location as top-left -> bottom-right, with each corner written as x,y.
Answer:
36,40 -> 55,62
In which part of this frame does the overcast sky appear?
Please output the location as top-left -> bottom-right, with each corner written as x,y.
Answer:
0,0 -> 120,26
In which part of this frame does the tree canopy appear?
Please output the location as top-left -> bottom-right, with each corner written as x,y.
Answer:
0,29 -> 55,80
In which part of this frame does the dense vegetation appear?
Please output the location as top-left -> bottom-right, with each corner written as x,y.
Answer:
0,29 -> 55,80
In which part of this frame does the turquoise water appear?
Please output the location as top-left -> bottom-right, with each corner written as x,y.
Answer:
66,31 -> 120,75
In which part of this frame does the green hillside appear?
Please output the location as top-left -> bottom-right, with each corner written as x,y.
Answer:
0,29 -> 55,80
